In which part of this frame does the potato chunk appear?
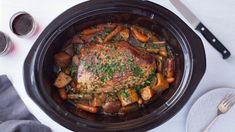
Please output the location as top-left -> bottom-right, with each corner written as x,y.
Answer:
54,72 -> 72,88
153,73 -> 169,92
140,86 -> 154,101
54,52 -> 71,67
118,88 -> 139,106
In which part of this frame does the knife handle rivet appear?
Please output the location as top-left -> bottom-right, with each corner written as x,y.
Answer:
223,50 -> 227,54
212,38 -> 216,42
201,27 -> 205,31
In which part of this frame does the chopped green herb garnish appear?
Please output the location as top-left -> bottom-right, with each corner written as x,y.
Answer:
128,57 -> 134,63
135,85 -> 142,92
69,66 -> 77,77
100,75 -> 107,82
130,64 -> 144,77
80,59 -> 85,64
88,92 -> 94,97
110,47 -> 116,53
105,92 -> 111,98
120,63 -> 125,66
121,88 -> 129,99
145,80 -> 151,85
108,71 -> 113,80
78,93 -> 84,98
102,29 -> 111,38
96,53 -> 101,61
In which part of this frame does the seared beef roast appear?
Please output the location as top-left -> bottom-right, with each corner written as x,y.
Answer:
76,41 -> 156,93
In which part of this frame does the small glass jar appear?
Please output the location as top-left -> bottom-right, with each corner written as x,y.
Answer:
9,11 -> 37,38
0,31 -> 12,56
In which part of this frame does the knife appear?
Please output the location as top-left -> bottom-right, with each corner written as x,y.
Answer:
170,0 -> 231,59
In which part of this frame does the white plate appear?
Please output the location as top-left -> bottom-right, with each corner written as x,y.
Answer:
186,88 -> 235,132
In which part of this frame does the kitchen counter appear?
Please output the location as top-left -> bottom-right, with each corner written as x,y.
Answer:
0,0 -> 235,131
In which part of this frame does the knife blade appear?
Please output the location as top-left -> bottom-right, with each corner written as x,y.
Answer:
170,0 -> 231,59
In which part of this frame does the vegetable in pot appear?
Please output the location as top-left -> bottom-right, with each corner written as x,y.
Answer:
54,72 -> 72,88
140,86 -> 154,101
154,55 -> 163,72
148,33 -> 159,41
92,94 -> 105,107
72,55 -> 79,66
166,58 -> 174,78
159,48 -> 168,57
102,101 -> 121,113
119,28 -> 130,41
167,77 -> 175,83
59,88 -> 67,100
81,27 -> 103,35
131,25 -> 149,42
118,88 -> 139,107
146,48 -> 159,54
71,35 -> 84,44
75,103 -> 98,113
104,25 -> 123,42
63,44 -> 74,56
54,52 -> 71,67
153,73 -> 169,92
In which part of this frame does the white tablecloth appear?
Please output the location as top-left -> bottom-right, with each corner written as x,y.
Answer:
0,0 -> 235,131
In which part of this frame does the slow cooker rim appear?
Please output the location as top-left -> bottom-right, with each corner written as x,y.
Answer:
36,3 -> 191,128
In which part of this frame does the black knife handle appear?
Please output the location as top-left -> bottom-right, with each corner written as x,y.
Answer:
196,23 -> 231,59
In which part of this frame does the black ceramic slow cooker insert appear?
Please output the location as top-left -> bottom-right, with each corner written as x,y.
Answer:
23,0 -> 206,131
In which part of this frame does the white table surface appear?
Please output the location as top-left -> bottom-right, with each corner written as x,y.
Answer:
1,0 -> 235,132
